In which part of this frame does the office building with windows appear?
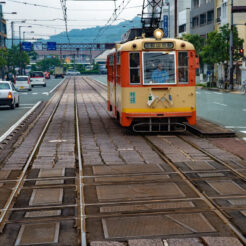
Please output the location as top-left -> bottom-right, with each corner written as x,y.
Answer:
0,4 -> 7,48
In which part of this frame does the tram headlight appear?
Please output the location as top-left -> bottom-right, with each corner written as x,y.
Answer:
154,29 -> 164,40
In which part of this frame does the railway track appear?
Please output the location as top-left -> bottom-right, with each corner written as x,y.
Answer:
0,76 -> 246,245
82,76 -> 246,245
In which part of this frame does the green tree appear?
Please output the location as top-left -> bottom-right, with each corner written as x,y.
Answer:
37,57 -> 62,71
200,24 -> 244,82
182,33 -> 205,55
0,48 -> 7,79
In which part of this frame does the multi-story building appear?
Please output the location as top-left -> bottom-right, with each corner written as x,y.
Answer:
0,4 -> 7,48
190,0 -> 214,38
162,0 -> 191,38
215,0 -> 246,51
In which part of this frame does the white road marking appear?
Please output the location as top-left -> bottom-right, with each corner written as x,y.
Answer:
32,93 -> 38,95
196,91 -> 201,94
20,104 -> 34,106
49,78 -> 65,94
241,131 -> 246,134
243,109 -> 246,112
206,92 -> 212,95
214,92 -> 223,95
213,102 -> 227,107
21,93 -> 28,95
0,101 -> 41,143
42,92 -> 49,95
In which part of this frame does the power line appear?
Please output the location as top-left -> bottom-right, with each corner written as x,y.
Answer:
7,0 -> 61,10
95,0 -> 134,41
60,0 -> 70,43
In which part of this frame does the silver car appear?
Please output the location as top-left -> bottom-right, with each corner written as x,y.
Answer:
0,81 -> 20,109
15,76 -> 32,91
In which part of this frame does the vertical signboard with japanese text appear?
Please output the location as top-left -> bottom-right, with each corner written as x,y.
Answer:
163,15 -> 168,38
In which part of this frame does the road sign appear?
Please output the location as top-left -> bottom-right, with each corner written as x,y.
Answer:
47,42 -> 56,51
22,42 -> 32,51
163,15 -> 168,38
33,42 -> 43,51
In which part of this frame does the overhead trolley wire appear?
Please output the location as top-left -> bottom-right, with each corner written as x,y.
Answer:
95,0 -> 133,41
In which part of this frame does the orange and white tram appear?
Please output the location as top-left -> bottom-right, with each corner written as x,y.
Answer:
107,29 -> 199,132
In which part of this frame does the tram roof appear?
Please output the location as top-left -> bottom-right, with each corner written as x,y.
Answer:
110,38 -> 195,53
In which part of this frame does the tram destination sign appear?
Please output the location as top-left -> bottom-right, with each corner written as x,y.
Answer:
144,42 -> 174,49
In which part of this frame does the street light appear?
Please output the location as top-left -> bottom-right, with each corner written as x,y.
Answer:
19,25 -> 32,44
11,20 -> 26,47
23,31 -> 34,41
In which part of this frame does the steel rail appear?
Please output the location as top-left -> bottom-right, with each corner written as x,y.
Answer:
74,78 -> 87,246
0,78 -> 69,232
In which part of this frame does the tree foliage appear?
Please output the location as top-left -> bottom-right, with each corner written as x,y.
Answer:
200,24 -> 244,65
182,33 -> 205,55
36,57 -> 62,71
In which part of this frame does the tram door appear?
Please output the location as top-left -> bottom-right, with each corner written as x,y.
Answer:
113,54 -> 117,117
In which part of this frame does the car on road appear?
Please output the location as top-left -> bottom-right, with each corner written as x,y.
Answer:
30,71 -> 46,87
44,72 -> 50,79
0,81 -> 20,109
15,76 -> 32,91
66,70 -> 80,76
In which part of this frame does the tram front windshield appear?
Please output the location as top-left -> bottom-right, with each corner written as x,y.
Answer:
143,52 -> 175,85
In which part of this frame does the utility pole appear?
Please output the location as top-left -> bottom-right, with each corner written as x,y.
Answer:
11,21 -> 14,47
174,0 -> 177,38
229,0 -> 234,89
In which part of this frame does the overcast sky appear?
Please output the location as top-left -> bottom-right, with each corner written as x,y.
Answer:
3,0 -> 143,40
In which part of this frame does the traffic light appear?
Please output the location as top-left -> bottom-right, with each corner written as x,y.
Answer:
239,48 -> 244,57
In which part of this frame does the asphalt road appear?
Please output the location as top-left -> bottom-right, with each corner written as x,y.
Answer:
0,77 -> 63,136
196,89 -> 246,138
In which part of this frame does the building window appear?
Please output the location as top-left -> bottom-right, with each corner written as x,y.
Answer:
216,7 -> 221,22
129,53 -> 140,84
179,24 -> 186,33
207,10 -> 214,24
192,16 -> 199,28
194,0 -> 199,8
200,13 -> 206,25
178,52 -> 189,84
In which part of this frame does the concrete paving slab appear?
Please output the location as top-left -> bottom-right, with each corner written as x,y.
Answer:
186,161 -> 215,170
100,201 -> 195,213
167,238 -> 203,246
25,210 -> 61,218
93,164 -> 163,175
0,170 -> 10,180
197,173 -> 225,178
15,223 -> 60,245
90,241 -> 126,246
38,168 -> 65,177
29,188 -> 63,206
202,237 -> 243,246
166,213 -> 216,233
96,183 -> 185,201
102,215 -> 190,238
128,239 -> 163,246
207,180 -> 246,195
228,198 -> 246,206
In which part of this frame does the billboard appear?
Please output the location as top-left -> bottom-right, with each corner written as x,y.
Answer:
22,42 -> 32,51
47,42 -> 56,51
33,42 -> 43,51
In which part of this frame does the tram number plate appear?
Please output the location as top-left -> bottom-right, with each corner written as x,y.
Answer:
144,42 -> 174,49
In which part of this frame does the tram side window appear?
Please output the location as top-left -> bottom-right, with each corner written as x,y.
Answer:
178,52 -> 188,84
129,53 -> 140,84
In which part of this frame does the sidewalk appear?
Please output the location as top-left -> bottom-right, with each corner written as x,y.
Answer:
198,85 -> 244,95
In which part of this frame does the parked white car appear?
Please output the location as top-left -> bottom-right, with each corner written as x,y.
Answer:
0,81 -> 20,109
15,76 -> 32,91
66,70 -> 80,76
30,71 -> 46,87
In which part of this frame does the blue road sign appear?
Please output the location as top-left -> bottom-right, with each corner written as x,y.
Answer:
22,42 -> 32,51
47,42 -> 56,51
163,15 -> 168,38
